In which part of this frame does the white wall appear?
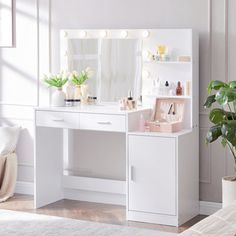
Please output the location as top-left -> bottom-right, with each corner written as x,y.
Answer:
0,0 -> 235,203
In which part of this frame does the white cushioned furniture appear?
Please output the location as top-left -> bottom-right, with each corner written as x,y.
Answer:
0,126 -> 20,202
180,201 -> 236,236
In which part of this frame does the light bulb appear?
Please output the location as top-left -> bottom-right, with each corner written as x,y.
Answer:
121,30 -> 128,38
142,30 -> 150,38
101,30 -> 107,38
80,30 -> 87,38
64,31 -> 68,38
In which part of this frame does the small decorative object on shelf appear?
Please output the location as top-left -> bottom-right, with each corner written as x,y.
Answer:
44,72 -> 68,107
87,96 -> 97,105
156,44 -> 170,61
176,81 -> 183,96
119,90 -> 137,110
177,55 -> 191,62
185,81 -> 191,96
71,67 -> 94,104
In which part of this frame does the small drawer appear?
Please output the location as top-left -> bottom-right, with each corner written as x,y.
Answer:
36,111 -> 79,129
80,113 -> 126,132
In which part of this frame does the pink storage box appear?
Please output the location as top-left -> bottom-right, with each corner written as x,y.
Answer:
147,98 -> 185,133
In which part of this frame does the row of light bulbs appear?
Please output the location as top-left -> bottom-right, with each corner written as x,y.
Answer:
65,30 -> 150,39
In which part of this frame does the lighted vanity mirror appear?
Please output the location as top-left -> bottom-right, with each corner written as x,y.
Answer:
64,37 -> 142,102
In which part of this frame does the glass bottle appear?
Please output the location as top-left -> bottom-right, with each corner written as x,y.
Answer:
176,81 -> 183,96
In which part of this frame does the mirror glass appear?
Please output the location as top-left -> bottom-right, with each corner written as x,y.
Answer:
67,39 -> 142,102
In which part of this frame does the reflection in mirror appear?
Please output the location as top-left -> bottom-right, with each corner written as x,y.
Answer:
67,39 -> 142,102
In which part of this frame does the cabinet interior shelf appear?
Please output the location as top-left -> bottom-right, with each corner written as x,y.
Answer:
146,95 -> 191,99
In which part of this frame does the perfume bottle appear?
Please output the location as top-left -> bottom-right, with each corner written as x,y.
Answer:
164,81 -> 170,95
176,81 -> 183,96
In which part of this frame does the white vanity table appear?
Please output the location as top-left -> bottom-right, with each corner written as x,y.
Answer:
34,28 -> 199,226
34,106 -> 150,207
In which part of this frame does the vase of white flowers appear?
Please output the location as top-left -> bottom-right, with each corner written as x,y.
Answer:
44,72 -> 68,107
71,67 -> 94,104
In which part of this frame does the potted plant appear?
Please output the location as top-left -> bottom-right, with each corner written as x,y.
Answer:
204,80 -> 236,207
70,67 -> 94,103
44,72 -> 68,106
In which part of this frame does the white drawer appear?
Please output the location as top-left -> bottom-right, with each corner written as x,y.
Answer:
36,111 -> 79,129
80,113 -> 126,132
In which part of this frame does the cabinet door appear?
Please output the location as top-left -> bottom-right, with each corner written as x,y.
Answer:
128,135 -> 176,215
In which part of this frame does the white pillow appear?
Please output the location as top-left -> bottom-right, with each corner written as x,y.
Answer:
0,126 -> 21,156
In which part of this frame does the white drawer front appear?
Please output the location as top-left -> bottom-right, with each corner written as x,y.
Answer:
36,111 -> 79,129
80,113 -> 126,132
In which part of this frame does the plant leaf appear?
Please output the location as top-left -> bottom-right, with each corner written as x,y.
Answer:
215,87 -> 236,105
209,108 -> 226,124
221,120 -> 236,146
204,95 -> 216,108
206,124 -> 222,143
229,81 -> 236,88
207,80 -> 228,94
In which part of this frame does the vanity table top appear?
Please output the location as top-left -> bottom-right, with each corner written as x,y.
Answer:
35,105 -> 151,115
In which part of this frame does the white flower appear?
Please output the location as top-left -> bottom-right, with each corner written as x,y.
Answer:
85,67 -> 94,78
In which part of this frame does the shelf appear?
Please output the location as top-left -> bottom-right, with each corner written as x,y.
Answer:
143,60 -> 191,65
62,173 -> 126,194
146,95 -> 191,99
128,129 -> 193,138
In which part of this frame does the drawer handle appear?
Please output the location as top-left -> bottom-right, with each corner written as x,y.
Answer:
97,121 -> 112,125
52,118 -> 64,122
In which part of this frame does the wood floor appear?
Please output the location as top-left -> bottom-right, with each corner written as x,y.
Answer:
0,194 -> 206,234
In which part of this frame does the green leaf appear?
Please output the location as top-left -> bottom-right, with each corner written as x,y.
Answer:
215,87 -> 236,105
209,108 -> 227,124
206,124 -> 222,143
207,80 -> 228,94
229,81 -> 236,89
204,95 -> 216,108
221,120 -> 236,146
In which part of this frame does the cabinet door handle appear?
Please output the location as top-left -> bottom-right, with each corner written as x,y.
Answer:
52,118 -> 64,122
97,121 -> 112,125
129,165 -> 134,182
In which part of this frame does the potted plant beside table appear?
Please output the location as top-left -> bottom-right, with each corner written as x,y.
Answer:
204,80 -> 236,207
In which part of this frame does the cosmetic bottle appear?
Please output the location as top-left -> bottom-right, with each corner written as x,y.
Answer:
185,81 -> 190,96
176,81 -> 183,96
164,81 -> 170,95
73,99 -> 81,106
127,90 -> 135,109
65,99 -> 74,107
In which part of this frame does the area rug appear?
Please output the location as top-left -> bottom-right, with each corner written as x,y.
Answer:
0,209 -> 178,236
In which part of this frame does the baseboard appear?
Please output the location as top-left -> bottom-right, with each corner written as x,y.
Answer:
199,201 -> 222,215
15,181 -> 34,195
14,182 -> 222,215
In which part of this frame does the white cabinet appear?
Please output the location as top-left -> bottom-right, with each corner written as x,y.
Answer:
128,135 -> 176,216
127,131 -> 199,226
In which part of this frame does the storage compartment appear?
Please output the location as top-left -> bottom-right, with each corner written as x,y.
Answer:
147,98 -> 185,133
128,134 -> 176,215
80,113 -> 126,132
36,111 -> 80,129
64,130 -> 126,181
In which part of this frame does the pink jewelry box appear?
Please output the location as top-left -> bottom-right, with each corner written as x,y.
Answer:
147,98 -> 185,133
